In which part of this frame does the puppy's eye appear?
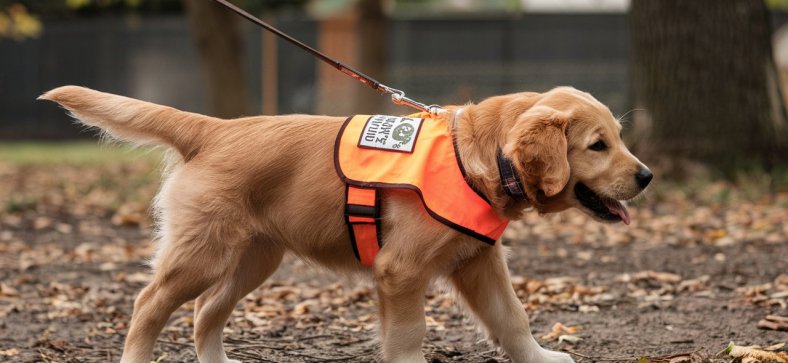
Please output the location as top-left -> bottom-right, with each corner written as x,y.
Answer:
589,140 -> 607,151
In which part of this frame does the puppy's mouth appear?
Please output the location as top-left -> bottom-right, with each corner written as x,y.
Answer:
574,183 -> 630,225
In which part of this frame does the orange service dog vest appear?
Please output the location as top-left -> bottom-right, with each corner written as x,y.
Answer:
335,113 -> 509,266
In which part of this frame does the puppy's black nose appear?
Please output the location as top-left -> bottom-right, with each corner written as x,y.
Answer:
635,168 -> 653,189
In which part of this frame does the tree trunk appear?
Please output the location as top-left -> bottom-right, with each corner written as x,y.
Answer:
184,0 -> 248,118
261,17 -> 278,115
357,0 -> 388,114
316,0 -> 388,115
316,10 -> 359,115
631,0 -> 786,175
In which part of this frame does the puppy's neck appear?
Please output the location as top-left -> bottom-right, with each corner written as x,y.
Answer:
450,106 -> 532,219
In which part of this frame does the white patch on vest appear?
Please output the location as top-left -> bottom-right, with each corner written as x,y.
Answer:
358,115 -> 423,153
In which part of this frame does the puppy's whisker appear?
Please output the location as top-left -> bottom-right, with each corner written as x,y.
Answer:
616,108 -> 645,123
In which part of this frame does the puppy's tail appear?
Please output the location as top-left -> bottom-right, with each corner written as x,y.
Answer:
39,85 -> 217,160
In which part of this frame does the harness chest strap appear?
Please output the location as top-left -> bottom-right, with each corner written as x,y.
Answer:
344,186 -> 381,266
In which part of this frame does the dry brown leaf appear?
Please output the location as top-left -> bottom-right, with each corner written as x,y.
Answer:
775,275 -> 788,288
115,272 -> 152,283
631,271 -> 682,283
33,216 -> 52,230
726,342 -> 788,363
578,305 -> 599,313
557,334 -> 582,344
677,275 -> 710,293
0,283 -> 19,297
55,223 -> 72,234
0,348 -> 19,356
541,322 -> 580,341
757,315 -> 788,332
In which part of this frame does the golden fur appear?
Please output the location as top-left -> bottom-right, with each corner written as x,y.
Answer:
40,86 -> 650,363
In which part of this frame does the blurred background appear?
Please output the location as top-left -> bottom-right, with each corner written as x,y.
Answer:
0,0 -> 786,178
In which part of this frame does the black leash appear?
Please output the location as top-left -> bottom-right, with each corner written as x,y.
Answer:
212,0 -> 444,115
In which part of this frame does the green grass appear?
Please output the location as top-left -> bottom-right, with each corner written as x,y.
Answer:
0,141 -> 161,165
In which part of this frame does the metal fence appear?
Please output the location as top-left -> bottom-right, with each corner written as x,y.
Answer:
0,13 -> 628,139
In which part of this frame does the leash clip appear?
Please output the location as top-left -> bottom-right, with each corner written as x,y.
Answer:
382,86 -> 445,116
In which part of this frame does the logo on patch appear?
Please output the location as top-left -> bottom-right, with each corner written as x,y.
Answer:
392,123 -> 415,143
358,115 -> 423,153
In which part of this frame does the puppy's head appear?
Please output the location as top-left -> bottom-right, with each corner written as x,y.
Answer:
502,87 -> 651,224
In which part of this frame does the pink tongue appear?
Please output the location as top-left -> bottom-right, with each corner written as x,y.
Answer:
603,199 -> 630,225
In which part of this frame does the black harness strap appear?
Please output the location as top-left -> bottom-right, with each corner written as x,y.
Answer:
344,185 -> 382,266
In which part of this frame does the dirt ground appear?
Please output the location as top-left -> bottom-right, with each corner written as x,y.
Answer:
0,155 -> 786,362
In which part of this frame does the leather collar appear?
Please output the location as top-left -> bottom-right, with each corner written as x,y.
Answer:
453,109 -> 528,203
496,148 -> 528,202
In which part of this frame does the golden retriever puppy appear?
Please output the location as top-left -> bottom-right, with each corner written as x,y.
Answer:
39,85 -> 651,363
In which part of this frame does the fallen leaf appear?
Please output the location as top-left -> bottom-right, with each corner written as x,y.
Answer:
677,275 -> 710,293
0,348 -> 19,356
630,271 -> 682,283
33,216 -> 52,230
0,283 -> 19,297
757,315 -> 788,332
541,322 -> 580,341
726,341 -> 788,363
153,352 -> 168,363
558,334 -> 582,345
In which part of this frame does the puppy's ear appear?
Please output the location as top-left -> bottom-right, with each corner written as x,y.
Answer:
503,106 -> 570,197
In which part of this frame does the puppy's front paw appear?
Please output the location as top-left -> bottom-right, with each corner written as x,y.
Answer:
536,349 -> 575,363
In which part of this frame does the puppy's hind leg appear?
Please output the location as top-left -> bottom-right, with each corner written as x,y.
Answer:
120,232 -> 231,363
193,238 -> 284,363
450,245 -> 574,363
